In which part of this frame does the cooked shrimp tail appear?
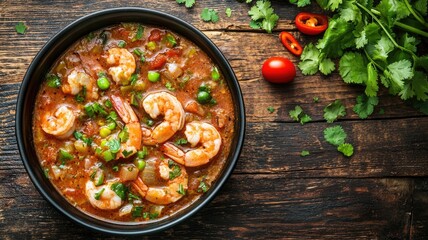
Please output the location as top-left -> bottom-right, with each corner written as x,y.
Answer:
111,95 -> 142,159
161,121 -> 221,167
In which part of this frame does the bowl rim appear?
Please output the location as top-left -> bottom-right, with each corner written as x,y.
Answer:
15,7 -> 245,235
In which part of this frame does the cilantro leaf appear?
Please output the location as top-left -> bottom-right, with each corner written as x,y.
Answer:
316,0 -> 343,11
15,22 -> 27,34
289,106 -> 303,121
316,17 -> 355,58
300,114 -> 312,125
46,74 -> 61,88
319,58 -> 335,75
353,95 -> 379,119
337,143 -> 354,157
267,106 -> 275,113
249,20 -> 261,29
414,0 -> 427,16
323,100 -> 346,123
248,0 -> 279,33
296,0 -> 311,7
110,182 -> 127,200
299,43 -> 321,75
339,52 -> 367,84
201,8 -> 219,23
176,0 -> 196,8
300,150 -> 310,157
324,125 -> 347,146
225,7 -> 232,17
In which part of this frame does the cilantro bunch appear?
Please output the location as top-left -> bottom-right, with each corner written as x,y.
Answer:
299,0 -> 428,113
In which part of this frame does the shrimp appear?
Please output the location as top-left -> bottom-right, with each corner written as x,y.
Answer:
111,95 -> 142,159
41,105 -> 76,139
162,121 -> 221,167
131,158 -> 188,205
85,181 -> 122,210
61,69 -> 98,100
106,48 -> 136,85
141,91 -> 185,145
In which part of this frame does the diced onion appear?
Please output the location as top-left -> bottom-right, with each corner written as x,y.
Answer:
140,158 -> 157,186
118,204 -> 133,217
119,164 -> 139,182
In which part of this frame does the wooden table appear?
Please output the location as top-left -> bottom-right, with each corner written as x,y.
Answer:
1,0 -> 428,239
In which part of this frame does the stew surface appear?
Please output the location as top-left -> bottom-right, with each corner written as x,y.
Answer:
32,23 -> 235,222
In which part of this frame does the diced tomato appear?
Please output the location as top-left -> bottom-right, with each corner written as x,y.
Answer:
117,27 -> 131,39
148,54 -> 167,70
166,48 -> 182,58
148,29 -> 162,42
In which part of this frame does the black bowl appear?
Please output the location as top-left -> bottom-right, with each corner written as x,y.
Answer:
15,7 -> 245,235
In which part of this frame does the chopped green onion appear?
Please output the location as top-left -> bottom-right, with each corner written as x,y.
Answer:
137,147 -> 148,159
129,73 -> 138,85
106,121 -> 116,130
128,192 -> 141,201
197,180 -> 209,193
211,66 -> 220,81
46,74 -> 61,88
93,170 -> 105,186
118,40 -> 126,48
118,127 -> 129,143
165,33 -> 177,47
132,206 -> 143,218
75,86 -> 86,103
102,150 -> 115,162
148,71 -> 160,82
58,149 -> 73,162
177,183 -> 186,195
132,24 -> 144,42
133,48 -> 144,56
175,138 -> 188,145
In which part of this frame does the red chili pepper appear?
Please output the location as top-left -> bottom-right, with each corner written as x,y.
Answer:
295,12 -> 328,35
279,31 -> 303,56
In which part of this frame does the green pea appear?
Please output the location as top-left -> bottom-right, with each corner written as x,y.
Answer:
99,127 -> 111,138
97,77 -> 110,90
135,159 -> 146,170
102,150 -> 115,162
148,71 -> 160,82
197,91 -> 211,104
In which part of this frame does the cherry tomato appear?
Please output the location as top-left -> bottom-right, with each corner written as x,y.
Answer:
295,12 -> 328,35
262,57 -> 296,84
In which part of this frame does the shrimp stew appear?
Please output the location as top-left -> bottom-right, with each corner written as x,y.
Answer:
32,23 -> 235,222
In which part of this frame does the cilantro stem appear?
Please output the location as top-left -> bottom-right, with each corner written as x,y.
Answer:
363,49 -> 384,72
355,2 -> 416,58
403,0 -> 428,29
395,21 -> 428,38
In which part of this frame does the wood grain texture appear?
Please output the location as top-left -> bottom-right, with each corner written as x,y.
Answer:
1,0 -> 428,239
0,174 -> 415,240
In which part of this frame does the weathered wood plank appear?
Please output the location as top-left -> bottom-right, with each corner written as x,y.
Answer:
411,179 -> 428,239
0,174 -> 414,239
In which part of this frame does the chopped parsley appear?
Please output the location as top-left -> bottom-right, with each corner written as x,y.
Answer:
168,160 -> 182,180
106,138 -> 121,154
94,188 -> 105,200
132,206 -> 143,218
75,86 -> 86,103
110,182 -> 127,200
197,180 -> 209,193
175,138 -> 188,145
132,24 -> 144,42
323,125 -> 347,146
353,95 -> 379,119
117,40 -> 126,48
